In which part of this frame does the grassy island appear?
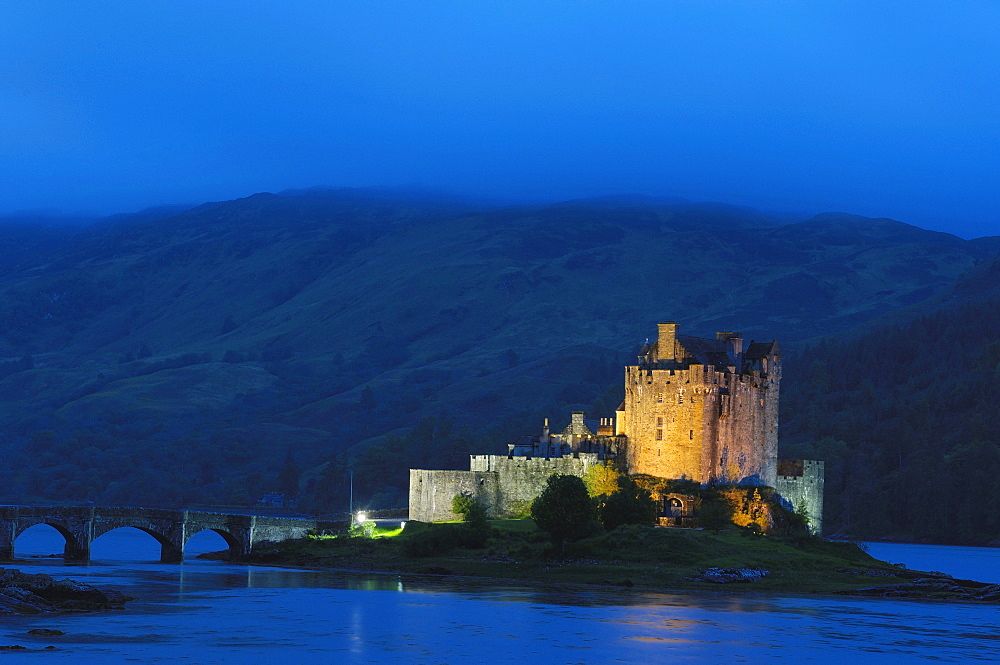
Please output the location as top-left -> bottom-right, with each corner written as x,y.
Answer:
240,519 -> 918,596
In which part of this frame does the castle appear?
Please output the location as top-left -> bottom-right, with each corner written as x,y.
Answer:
409,322 -> 823,532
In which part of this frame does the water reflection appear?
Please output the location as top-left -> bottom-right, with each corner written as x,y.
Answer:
3,531 -> 1000,663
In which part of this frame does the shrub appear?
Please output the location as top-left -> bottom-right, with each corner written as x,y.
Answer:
349,521 -> 375,538
597,476 -> 658,531
452,494 -> 489,548
530,474 -> 595,550
401,525 -> 461,557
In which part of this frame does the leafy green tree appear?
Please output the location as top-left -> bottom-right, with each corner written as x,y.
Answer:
452,494 -> 489,547
597,476 -> 658,531
451,494 -> 482,521
530,474 -> 595,550
583,463 -> 622,498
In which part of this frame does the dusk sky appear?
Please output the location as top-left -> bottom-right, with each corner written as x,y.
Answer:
2,1 -> 999,238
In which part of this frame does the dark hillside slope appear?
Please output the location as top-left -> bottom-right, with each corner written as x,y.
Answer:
0,189 -> 993,509
781,252 -> 1000,544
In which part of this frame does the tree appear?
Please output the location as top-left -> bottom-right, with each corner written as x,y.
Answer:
452,494 -> 485,522
583,464 -> 622,498
276,448 -> 301,498
597,476 -> 658,531
452,494 -> 489,547
311,454 -> 349,514
530,474 -> 595,550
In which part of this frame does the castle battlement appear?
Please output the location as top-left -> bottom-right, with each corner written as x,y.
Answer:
623,323 -> 780,486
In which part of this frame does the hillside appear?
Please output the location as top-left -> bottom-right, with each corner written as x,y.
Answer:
0,188 -> 995,514
780,252 -> 1000,544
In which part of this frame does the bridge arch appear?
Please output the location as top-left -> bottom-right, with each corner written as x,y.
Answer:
184,527 -> 243,559
90,525 -> 183,563
12,521 -> 87,561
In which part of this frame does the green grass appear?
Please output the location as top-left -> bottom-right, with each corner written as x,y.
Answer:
251,519 -> 904,595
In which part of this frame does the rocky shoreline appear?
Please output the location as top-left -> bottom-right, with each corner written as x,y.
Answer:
838,569 -> 1000,602
0,568 -> 131,614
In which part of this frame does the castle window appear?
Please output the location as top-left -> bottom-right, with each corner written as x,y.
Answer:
657,393 -> 663,403
689,429 -> 693,440
656,417 -> 663,427
656,429 -> 663,441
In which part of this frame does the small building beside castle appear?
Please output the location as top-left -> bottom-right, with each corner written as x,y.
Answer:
409,322 -> 824,533
409,413 -> 616,523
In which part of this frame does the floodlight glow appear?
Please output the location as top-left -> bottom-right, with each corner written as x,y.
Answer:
356,512 -> 367,523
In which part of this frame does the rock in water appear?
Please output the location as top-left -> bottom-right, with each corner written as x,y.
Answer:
0,568 -> 132,614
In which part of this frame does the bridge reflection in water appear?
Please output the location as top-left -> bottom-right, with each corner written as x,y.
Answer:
0,506 -> 338,562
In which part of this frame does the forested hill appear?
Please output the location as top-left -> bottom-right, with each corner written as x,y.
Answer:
0,188 -> 995,519
780,253 -> 1000,544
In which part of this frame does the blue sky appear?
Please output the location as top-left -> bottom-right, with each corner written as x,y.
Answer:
2,1 -> 999,238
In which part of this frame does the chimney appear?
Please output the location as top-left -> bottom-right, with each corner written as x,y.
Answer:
716,331 -> 743,367
656,322 -> 678,362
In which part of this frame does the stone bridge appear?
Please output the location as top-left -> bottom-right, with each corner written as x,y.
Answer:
0,506 -> 340,563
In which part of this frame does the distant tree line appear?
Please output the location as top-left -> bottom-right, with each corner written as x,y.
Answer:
780,298 -> 1000,544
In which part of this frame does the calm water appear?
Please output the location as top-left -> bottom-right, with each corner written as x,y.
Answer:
1,526 -> 998,663
863,541 -> 1000,584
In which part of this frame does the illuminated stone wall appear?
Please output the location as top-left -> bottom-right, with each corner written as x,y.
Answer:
409,454 -> 602,521
775,459 -> 825,534
622,328 -> 779,487
471,454 -> 600,515
407,469 -> 501,522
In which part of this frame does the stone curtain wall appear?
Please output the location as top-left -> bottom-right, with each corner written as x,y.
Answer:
775,460 -> 825,534
471,454 -> 600,517
407,470 -> 501,522
409,454 -> 602,521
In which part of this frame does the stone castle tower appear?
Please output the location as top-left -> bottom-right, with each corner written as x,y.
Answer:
618,322 -> 780,486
